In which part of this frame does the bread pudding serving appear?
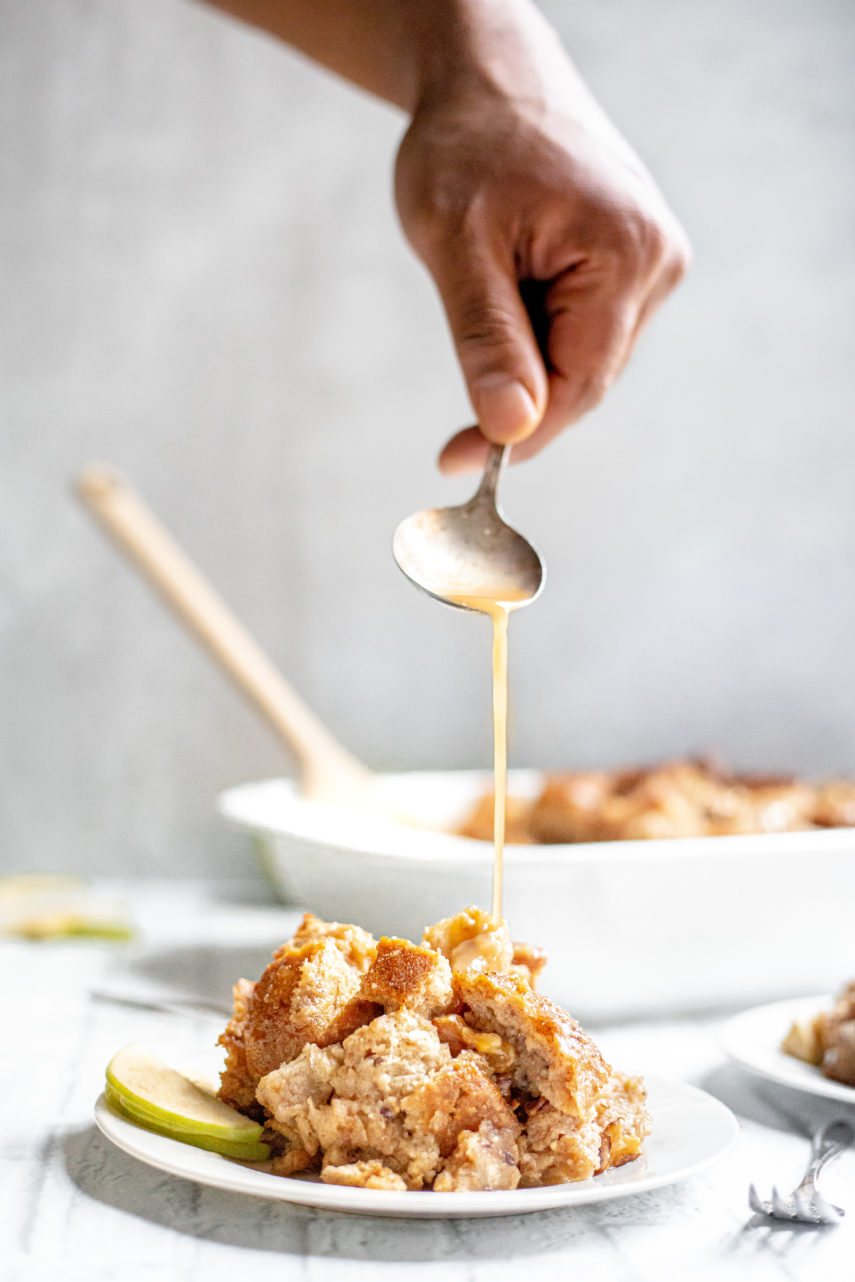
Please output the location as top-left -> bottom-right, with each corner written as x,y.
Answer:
217,907 -> 650,1191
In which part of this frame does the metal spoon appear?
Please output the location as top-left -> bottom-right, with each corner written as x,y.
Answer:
392,443 -> 545,610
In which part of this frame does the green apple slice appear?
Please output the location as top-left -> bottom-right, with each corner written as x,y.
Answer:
105,1044 -> 270,1161
104,1083 -> 271,1160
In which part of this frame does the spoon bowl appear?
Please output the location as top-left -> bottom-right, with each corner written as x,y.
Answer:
392,444 -> 545,610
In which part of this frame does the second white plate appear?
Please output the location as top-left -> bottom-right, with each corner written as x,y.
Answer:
94,1071 -> 738,1219
721,995 -> 855,1105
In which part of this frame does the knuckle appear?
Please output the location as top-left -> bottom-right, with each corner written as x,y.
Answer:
664,228 -> 693,286
395,135 -> 483,257
401,180 -> 462,247
638,215 -> 693,291
455,296 -> 520,361
457,295 -> 513,341
580,370 -> 612,410
557,368 -> 611,421
402,190 -> 480,263
637,215 -> 670,269
623,214 -> 669,280
599,205 -> 691,290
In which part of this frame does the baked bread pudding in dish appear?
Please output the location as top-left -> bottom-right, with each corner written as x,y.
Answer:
457,758 -> 855,844
781,981 -> 855,1087
217,907 -> 649,1190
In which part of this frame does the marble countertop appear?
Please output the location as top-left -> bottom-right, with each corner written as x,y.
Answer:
3,880 -> 854,1282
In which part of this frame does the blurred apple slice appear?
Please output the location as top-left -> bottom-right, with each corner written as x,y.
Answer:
105,1044 -> 270,1161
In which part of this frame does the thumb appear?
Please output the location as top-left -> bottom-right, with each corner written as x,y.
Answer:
427,235 -> 548,444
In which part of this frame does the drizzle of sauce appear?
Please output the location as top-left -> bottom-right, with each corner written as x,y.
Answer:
447,589 -> 530,918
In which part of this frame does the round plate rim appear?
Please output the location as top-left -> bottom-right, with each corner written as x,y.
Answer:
94,1071 -> 738,1219
720,993 -> 855,1105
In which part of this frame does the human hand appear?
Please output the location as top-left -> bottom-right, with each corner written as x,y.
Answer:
394,2 -> 691,471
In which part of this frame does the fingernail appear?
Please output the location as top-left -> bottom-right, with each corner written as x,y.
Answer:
473,377 -> 539,443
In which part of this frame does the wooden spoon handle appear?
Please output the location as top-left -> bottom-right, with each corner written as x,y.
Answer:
76,464 -> 372,804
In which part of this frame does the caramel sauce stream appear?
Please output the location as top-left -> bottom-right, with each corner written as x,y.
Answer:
447,590 -> 529,919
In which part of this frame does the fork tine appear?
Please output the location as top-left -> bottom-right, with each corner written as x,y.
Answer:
748,1117 -> 851,1227
792,1190 -> 816,1223
771,1187 -> 793,1219
748,1184 -> 765,1215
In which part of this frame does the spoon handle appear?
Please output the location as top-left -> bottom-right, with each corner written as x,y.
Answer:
473,443 -> 510,508
76,465 -> 373,806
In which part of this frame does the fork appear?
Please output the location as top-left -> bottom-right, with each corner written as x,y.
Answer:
749,1119 -> 853,1225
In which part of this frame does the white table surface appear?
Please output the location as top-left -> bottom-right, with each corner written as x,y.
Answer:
3,880 -> 854,1282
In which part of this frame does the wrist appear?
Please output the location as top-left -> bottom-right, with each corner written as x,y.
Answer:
409,0 -> 570,113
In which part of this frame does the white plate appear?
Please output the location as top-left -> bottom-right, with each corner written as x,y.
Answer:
721,995 -> 855,1105
94,1072 -> 738,1219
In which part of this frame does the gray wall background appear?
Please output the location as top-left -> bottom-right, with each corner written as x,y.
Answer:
2,0 -> 854,880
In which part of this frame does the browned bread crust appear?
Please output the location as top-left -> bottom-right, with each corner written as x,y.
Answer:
217,907 -> 650,1190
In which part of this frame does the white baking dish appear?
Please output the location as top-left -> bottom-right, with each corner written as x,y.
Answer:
218,770 -> 855,1020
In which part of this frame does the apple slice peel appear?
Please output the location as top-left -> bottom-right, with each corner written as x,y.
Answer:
105,1043 -> 270,1161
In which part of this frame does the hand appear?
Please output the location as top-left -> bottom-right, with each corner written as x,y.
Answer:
394,4 -> 691,471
